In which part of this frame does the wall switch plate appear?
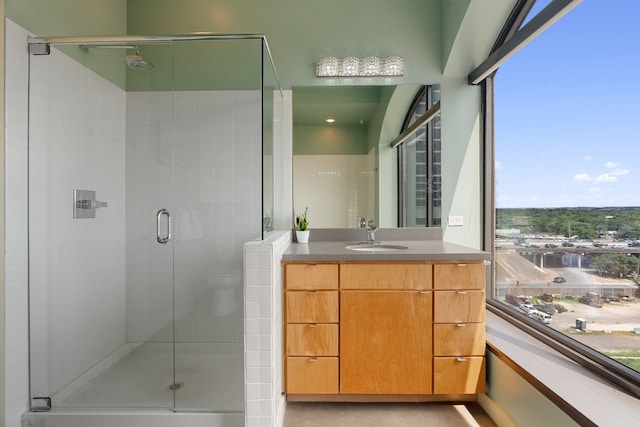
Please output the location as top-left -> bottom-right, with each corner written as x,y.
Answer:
448,215 -> 464,226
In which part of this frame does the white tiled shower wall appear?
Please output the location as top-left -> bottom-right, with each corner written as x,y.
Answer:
29,34 -> 128,398
125,90 -> 261,345
5,18 -> 292,427
5,19 -> 127,427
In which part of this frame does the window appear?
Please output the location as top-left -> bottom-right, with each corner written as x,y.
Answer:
398,85 -> 441,227
489,0 -> 640,389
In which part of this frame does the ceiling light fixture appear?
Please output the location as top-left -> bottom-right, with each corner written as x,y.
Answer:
316,56 -> 405,77
326,118 -> 336,123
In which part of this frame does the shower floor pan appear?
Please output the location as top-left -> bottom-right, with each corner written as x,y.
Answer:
24,343 -> 244,427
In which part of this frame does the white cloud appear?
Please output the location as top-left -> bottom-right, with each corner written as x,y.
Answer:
572,173 -> 592,183
594,173 -> 618,184
604,161 -> 618,168
589,187 -> 602,193
610,168 -> 630,176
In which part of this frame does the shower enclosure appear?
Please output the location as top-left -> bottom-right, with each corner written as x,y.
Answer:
25,34 -> 281,418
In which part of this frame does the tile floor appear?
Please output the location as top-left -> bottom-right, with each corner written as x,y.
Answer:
283,402 -> 497,427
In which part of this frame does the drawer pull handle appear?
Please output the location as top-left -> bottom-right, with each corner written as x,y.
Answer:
308,323 -> 317,328
456,357 -> 467,362
307,291 -> 316,295
456,290 -> 467,295
418,290 -> 430,294
309,357 -> 318,362
457,263 -> 467,267
456,323 -> 467,327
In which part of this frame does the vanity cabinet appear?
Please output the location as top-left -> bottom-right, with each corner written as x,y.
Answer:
283,260 -> 486,399
433,263 -> 486,394
284,263 -> 339,394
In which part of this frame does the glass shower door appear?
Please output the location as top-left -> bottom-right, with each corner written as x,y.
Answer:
168,38 -> 263,412
28,40 -> 177,409
28,35 -> 267,413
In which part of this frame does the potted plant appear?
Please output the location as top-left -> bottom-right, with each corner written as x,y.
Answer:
294,207 -> 310,243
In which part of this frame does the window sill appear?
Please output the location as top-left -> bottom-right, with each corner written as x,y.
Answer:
485,310 -> 640,426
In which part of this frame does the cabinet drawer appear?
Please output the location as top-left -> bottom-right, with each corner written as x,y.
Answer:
286,291 -> 338,323
287,324 -> 338,356
286,263 -> 339,290
434,323 -> 485,356
434,290 -> 485,323
434,263 -> 485,290
433,356 -> 485,394
340,263 -> 432,290
287,357 -> 339,394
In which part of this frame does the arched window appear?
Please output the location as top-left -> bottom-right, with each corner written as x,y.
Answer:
397,85 -> 441,227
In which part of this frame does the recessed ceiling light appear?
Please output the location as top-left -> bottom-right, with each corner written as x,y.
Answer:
326,118 -> 336,123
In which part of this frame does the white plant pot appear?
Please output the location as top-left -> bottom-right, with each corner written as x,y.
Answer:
296,230 -> 310,244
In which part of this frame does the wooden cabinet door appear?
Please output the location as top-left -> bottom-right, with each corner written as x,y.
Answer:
285,263 -> 339,290
433,357 -> 485,394
433,323 -> 485,356
434,290 -> 485,323
287,323 -> 339,356
287,357 -> 339,394
286,291 -> 339,323
340,263 -> 432,290
434,263 -> 485,290
340,291 -> 432,394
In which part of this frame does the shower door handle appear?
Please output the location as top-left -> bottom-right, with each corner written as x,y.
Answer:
156,209 -> 172,244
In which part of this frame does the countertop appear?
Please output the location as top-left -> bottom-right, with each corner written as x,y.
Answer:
282,240 -> 490,262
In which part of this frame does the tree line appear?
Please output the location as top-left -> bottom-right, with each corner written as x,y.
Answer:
496,207 -> 640,240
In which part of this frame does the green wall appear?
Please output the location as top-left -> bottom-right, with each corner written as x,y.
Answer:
6,0 -> 126,36
294,125 -> 367,155
6,0 -> 506,247
6,0 -> 128,88
486,352 -> 579,426
127,0 -> 442,89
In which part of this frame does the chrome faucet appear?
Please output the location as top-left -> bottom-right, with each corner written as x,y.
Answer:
365,219 -> 378,244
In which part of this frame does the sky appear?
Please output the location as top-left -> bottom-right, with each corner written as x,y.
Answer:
495,0 -> 640,208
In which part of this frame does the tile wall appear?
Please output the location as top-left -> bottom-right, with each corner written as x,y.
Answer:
5,19 -> 127,427
244,231 -> 291,427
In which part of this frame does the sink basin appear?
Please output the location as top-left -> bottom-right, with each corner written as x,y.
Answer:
345,243 -> 409,252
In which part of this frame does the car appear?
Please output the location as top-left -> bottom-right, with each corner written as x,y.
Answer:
552,276 -> 566,283
544,243 -> 558,248
505,294 -> 522,306
531,311 -> 552,324
577,244 -> 589,249
561,242 -> 574,247
519,304 -> 536,314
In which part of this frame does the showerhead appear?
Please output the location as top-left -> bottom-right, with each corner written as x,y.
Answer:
78,44 -> 154,70
121,54 -> 154,70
